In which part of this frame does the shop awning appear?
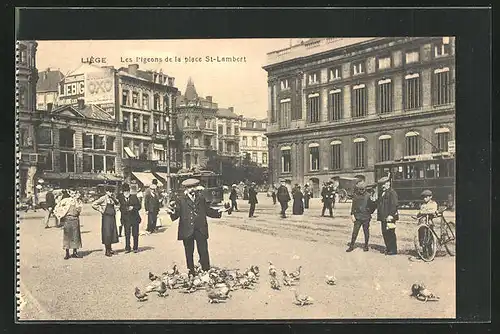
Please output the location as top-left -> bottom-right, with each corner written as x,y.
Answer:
124,147 -> 136,158
131,172 -> 163,187
154,172 -> 169,181
41,172 -> 123,182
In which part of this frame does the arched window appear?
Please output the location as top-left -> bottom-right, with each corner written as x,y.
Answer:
434,127 -> 451,152
193,135 -> 200,147
308,143 -> 320,171
378,134 -> 392,162
185,154 -> 191,169
353,137 -> 366,169
405,131 -> 420,156
330,140 -> 342,170
184,117 -> 190,128
185,136 -> 191,148
195,117 -> 200,128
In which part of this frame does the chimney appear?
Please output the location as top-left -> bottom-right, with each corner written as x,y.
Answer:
77,99 -> 85,110
47,103 -> 53,112
128,64 -> 139,76
206,96 -> 212,102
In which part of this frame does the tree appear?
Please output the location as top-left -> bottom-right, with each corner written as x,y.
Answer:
205,152 -> 268,186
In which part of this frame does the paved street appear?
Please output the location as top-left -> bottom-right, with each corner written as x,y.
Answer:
18,194 -> 455,320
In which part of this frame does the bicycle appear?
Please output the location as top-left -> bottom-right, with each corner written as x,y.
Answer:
413,207 -> 456,262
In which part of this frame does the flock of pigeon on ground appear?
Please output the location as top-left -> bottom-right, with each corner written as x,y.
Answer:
134,262 -> 439,306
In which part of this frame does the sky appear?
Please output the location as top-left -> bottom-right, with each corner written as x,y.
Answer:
36,39 -> 307,119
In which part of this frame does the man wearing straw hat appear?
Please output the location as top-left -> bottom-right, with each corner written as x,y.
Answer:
166,178 -> 228,275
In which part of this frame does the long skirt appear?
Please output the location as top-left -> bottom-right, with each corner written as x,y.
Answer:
102,214 -> 119,245
292,199 -> 304,215
62,216 -> 82,250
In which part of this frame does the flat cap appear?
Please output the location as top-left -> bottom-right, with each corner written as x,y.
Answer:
232,184 -> 237,187
377,176 -> 390,184
182,178 -> 200,187
421,189 -> 433,197
355,181 -> 366,189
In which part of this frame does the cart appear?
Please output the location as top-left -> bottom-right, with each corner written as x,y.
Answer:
336,177 -> 362,203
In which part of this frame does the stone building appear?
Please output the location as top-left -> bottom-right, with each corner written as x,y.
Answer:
215,107 -> 242,162
36,68 -> 64,111
17,40 -> 39,198
34,100 -> 123,188
240,118 -> 268,167
117,64 -> 180,187
263,37 -> 455,196
175,78 -> 219,169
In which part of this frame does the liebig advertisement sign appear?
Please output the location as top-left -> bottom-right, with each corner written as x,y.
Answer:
59,74 -> 85,105
85,70 -> 115,105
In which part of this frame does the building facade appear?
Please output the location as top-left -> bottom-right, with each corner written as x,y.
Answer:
240,118 -> 268,167
17,40 -> 39,198
36,68 -> 64,111
263,37 -> 455,195
175,78 -> 218,170
117,64 -> 180,186
215,107 -> 242,162
34,101 -> 123,188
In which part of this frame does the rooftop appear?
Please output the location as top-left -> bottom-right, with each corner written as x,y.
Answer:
36,68 -> 64,92
52,103 -> 115,122
216,107 -> 240,119
264,37 -> 378,68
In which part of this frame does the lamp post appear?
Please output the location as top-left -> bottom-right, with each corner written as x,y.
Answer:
166,115 -> 171,194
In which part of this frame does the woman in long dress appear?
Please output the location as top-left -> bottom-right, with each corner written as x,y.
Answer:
92,185 -> 119,257
54,189 -> 83,260
292,185 -> 305,215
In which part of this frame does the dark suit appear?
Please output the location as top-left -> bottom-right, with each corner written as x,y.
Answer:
144,190 -> 161,232
117,193 -> 142,251
277,185 -> 291,218
229,188 -> 238,211
248,187 -> 258,217
376,188 -> 399,254
321,185 -> 335,217
169,192 -> 222,272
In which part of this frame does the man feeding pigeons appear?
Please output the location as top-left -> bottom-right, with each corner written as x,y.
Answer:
165,178 -> 228,276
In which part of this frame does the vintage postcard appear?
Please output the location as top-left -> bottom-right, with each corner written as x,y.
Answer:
16,37 -> 456,320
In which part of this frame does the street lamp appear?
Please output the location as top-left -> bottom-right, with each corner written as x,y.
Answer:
165,115 -> 171,194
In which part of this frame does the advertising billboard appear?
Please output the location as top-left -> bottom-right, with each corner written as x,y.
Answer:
58,74 -> 85,105
85,70 -> 115,105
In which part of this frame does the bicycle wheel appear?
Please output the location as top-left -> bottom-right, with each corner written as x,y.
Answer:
443,222 -> 456,257
414,225 -> 438,262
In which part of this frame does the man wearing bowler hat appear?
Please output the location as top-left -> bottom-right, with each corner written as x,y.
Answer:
166,178 -> 227,275
371,176 -> 399,255
117,183 -> 142,253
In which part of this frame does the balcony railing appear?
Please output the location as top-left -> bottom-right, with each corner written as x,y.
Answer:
221,134 -> 240,141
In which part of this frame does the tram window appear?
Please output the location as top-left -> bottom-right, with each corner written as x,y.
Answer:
425,163 -> 440,178
439,160 -> 455,177
405,164 -> 424,179
392,166 -> 403,179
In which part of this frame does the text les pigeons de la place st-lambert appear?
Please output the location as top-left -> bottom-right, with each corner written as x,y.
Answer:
119,56 -> 248,64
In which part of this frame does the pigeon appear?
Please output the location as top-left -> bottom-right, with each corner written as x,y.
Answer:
134,287 -> 148,302
157,281 -> 169,297
270,276 -> 281,290
165,264 -> 179,277
411,283 -> 440,302
325,275 -> 337,285
149,271 -> 159,281
245,270 -> 257,283
292,288 -> 314,306
207,283 -> 231,303
145,280 -> 162,293
282,270 -> 293,286
289,266 -> 302,281
268,261 -> 277,277
250,265 -> 260,277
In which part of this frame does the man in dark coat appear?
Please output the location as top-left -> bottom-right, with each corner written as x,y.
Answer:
166,178 -> 227,275
303,184 -> 312,209
346,182 -> 377,252
144,183 -> 161,234
321,181 -> 335,217
372,176 -> 399,255
229,184 -> 239,212
117,183 -> 142,253
248,182 -> 258,218
44,188 -> 58,228
277,180 -> 291,218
